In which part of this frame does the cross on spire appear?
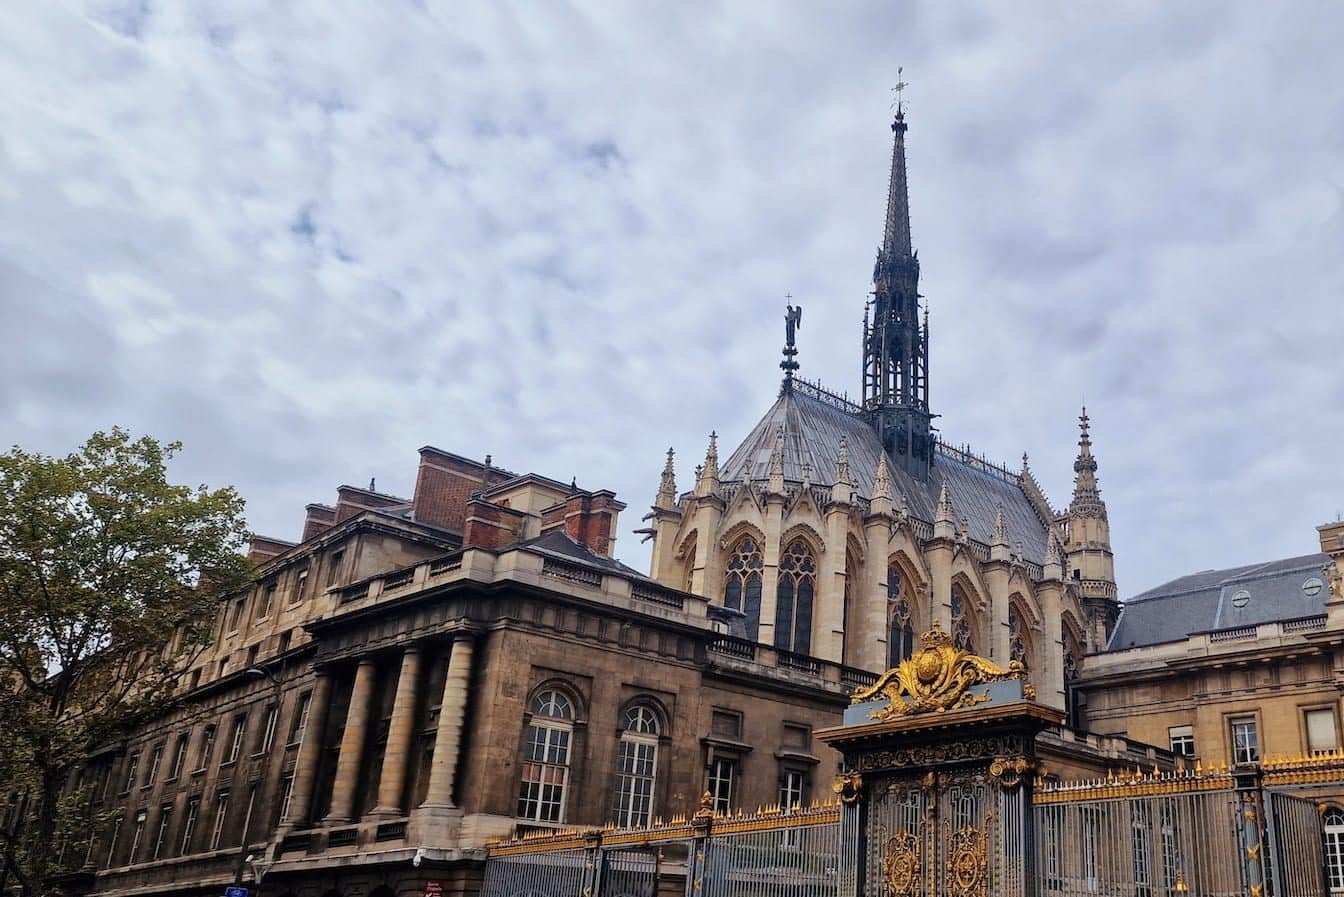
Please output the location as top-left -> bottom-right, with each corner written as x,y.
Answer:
891,67 -> 908,116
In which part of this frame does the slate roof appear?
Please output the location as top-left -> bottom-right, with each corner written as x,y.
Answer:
718,386 -> 1051,564
1107,553 -> 1332,650
518,530 -> 658,583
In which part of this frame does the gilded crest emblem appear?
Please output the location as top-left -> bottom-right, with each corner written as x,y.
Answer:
851,620 -> 1026,719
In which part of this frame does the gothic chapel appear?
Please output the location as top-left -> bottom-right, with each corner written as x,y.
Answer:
644,104 -> 1118,717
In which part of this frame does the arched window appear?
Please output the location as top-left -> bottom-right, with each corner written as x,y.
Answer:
1063,629 -> 1082,729
951,586 -> 974,653
887,567 -> 914,669
1324,807 -> 1344,893
1009,605 -> 1028,666
517,689 -> 574,823
775,540 -> 816,655
611,705 -> 660,828
723,538 -> 763,641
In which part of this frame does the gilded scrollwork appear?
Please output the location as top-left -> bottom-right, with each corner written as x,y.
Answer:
882,830 -> 921,897
832,771 -> 864,805
851,620 -> 1026,719
946,825 -> 988,897
987,756 -> 1035,790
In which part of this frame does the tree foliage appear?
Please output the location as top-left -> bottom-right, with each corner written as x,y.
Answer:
0,429 -> 250,893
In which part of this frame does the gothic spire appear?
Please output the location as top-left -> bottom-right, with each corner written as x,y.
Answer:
1069,406 -> 1105,517
655,447 -> 677,508
863,81 -> 933,479
695,431 -> 719,496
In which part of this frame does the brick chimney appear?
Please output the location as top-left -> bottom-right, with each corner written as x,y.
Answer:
412,447 -> 510,533
302,504 -> 336,541
248,535 -> 296,564
540,490 -> 626,557
462,498 -> 528,550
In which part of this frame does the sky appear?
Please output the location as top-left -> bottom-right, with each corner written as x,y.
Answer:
2,2 -> 1342,597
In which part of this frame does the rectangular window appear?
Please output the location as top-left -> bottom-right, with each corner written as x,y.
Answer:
128,810 -> 147,864
1168,725 -> 1195,758
239,785 -> 257,848
278,775 -> 295,824
1306,708 -> 1339,754
209,792 -> 230,850
151,805 -> 171,860
106,815 -> 124,868
227,598 -> 245,633
291,567 -> 308,605
259,705 -> 279,755
782,723 -> 810,750
289,692 -> 312,746
708,756 -> 737,814
517,721 -> 571,823
197,725 -> 216,771
145,744 -> 163,787
123,753 -> 140,793
1231,717 -> 1259,764
180,798 -> 199,856
256,582 -> 276,620
169,734 -> 189,780
278,629 -> 293,654
611,735 -> 658,827
326,550 -> 345,587
225,715 -> 247,764
217,658 -> 228,679
779,768 -> 806,811
189,668 -> 201,691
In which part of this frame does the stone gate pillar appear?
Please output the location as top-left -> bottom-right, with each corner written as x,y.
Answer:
818,621 -> 1062,897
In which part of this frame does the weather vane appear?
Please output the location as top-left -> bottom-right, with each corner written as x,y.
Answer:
891,67 -> 908,114
781,295 -> 802,385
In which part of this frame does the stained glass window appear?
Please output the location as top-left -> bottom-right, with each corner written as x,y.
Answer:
888,567 -> 914,668
951,586 -> 974,653
723,538 -> 763,640
775,540 -> 816,655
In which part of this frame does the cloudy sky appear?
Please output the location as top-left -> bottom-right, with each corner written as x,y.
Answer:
3,2 -> 1342,596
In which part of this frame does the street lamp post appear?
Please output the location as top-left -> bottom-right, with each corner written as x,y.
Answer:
232,665 -> 283,895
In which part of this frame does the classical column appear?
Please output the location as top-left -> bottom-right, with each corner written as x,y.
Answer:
283,670 -> 332,827
324,658 -> 376,823
420,635 -> 474,809
371,647 -> 421,817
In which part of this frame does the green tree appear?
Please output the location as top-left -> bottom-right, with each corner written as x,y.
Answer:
0,429 -> 249,894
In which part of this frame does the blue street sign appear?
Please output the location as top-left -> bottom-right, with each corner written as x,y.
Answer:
225,888 -> 249,897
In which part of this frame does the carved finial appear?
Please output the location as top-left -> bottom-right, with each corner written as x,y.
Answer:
898,491 -> 909,519
1021,451 -> 1030,472
873,454 -> 892,501
835,438 -> 851,485
992,505 -> 1009,547
801,460 -> 813,489
696,432 -> 720,495
936,483 -> 954,522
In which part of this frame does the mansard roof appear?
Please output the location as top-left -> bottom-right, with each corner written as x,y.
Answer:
1108,552 -> 1331,650
718,384 -> 1051,564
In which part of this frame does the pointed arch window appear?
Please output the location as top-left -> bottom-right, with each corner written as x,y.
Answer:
887,567 -> 914,669
775,540 -> 816,655
1063,631 -> 1082,729
1008,605 -> 1027,666
951,586 -> 974,653
517,689 -> 574,823
723,538 -> 763,641
611,705 -> 660,828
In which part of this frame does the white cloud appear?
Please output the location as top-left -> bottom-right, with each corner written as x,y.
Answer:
2,1 -> 1342,593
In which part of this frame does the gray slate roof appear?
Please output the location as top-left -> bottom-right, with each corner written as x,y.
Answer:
1107,553 -> 1331,650
719,387 -> 1051,564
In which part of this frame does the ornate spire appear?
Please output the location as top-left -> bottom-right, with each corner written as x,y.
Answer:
1043,532 -> 1063,580
864,82 -> 932,479
1069,406 -> 1105,517
696,431 -> 719,496
934,481 -> 956,540
990,504 -> 1010,562
870,453 -> 893,517
873,453 -> 892,501
831,437 -> 852,506
991,505 -> 1009,546
655,447 -> 678,508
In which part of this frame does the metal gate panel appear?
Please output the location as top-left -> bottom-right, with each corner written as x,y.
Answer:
1268,790 -> 1327,897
